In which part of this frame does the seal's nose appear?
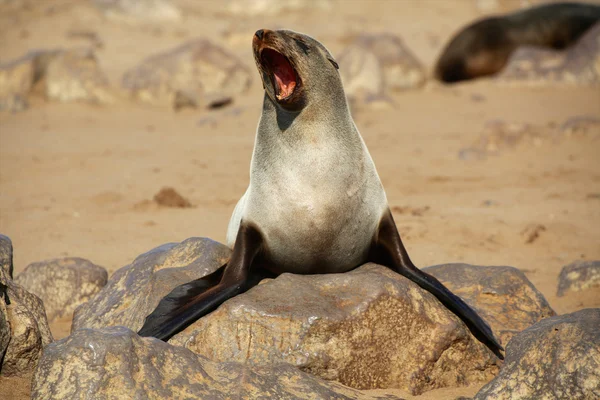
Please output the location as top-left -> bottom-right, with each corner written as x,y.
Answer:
255,29 -> 265,40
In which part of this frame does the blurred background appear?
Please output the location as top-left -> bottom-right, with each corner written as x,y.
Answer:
1,0 -> 599,333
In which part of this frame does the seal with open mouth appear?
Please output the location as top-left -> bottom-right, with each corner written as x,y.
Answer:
139,29 -> 504,360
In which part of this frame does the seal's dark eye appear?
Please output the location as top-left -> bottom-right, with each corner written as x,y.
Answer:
328,58 -> 339,70
294,38 -> 310,54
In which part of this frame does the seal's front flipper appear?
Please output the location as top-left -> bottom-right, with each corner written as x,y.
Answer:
370,209 -> 505,360
138,223 -> 271,341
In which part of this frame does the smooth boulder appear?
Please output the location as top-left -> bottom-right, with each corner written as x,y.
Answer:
121,39 -> 252,110
170,263 -> 499,395
474,308 -> 600,400
557,260 -> 600,297
424,263 -> 556,344
31,326 -> 391,400
15,257 -> 108,323
72,237 -> 231,332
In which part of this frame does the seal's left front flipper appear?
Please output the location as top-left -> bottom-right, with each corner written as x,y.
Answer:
370,209 -> 505,360
138,223 -> 273,341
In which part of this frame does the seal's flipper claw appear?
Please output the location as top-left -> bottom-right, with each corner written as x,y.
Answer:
138,222 -> 270,341
370,209 -> 505,360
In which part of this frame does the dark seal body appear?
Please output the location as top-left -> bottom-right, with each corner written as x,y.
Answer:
435,2 -> 600,83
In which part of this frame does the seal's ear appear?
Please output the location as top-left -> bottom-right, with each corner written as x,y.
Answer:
328,57 -> 339,70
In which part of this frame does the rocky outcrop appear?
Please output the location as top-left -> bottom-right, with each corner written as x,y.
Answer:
0,235 -> 53,377
72,237 -> 231,331
170,263 -> 499,395
496,22 -> 600,86
31,326 -> 390,400
0,48 -> 112,112
474,308 -> 600,400
338,33 -> 425,105
15,258 -> 107,323
90,0 -> 181,22
424,263 -> 556,344
121,39 -> 252,110
557,260 -> 600,297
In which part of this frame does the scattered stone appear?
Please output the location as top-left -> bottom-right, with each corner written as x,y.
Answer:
557,260 -> 600,297
423,264 -> 556,345
170,263 -> 498,395
0,48 -> 112,112
338,33 -> 426,105
227,0 -> 332,16
0,54 -> 35,112
474,308 -> 600,400
72,237 -> 231,332
90,0 -> 181,23
15,258 -> 108,323
521,223 -> 546,244
559,115 -> 600,139
2,279 -> 53,377
0,234 -> 13,279
31,326 -> 386,400
496,22 -> 600,86
153,187 -> 192,208
121,39 -> 252,110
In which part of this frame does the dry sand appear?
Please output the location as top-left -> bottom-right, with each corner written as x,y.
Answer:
1,0 -> 599,399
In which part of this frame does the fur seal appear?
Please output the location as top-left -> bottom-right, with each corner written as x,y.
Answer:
435,2 -> 600,83
139,29 -> 504,359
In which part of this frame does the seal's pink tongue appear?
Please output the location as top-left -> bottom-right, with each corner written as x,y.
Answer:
262,49 -> 296,99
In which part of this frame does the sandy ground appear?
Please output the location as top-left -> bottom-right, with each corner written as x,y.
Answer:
1,0 -> 599,399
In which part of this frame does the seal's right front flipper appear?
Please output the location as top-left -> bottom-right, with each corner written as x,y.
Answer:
138,222 -> 269,341
370,209 -> 505,360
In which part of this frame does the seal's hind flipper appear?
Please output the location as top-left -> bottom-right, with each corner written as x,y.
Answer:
138,223 -> 272,341
370,209 -> 504,360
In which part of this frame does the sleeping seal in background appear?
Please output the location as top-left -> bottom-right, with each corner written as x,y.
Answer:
435,2 -> 600,83
138,29 -> 504,359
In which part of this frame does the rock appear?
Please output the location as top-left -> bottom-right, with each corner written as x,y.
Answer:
2,280 -> 53,377
496,22 -> 600,86
0,48 -> 112,112
423,264 -> 556,345
557,260 -> 600,297
153,187 -> 192,208
0,234 -> 13,279
121,39 -> 252,110
91,0 -> 181,22
72,237 -> 231,332
0,54 -> 35,112
338,33 -> 426,105
31,326 -> 389,400
43,48 -> 113,104
226,0 -> 332,16
474,308 -> 600,400
170,263 -> 498,395
15,257 -> 108,323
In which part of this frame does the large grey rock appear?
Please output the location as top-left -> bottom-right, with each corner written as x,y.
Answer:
121,39 -> 252,110
170,263 -> 498,395
31,326 -> 392,400
72,237 -> 231,332
338,33 -> 425,105
2,280 -> 54,376
0,48 -> 112,112
496,22 -> 600,86
557,260 -> 600,297
424,263 -> 556,344
0,54 -> 35,112
91,0 -> 181,22
15,257 -> 108,323
474,308 -> 600,400
0,234 -> 13,279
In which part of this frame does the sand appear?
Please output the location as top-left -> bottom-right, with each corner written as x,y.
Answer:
1,0 -> 599,399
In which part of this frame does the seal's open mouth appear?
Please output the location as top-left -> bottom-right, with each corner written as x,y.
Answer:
260,48 -> 297,100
